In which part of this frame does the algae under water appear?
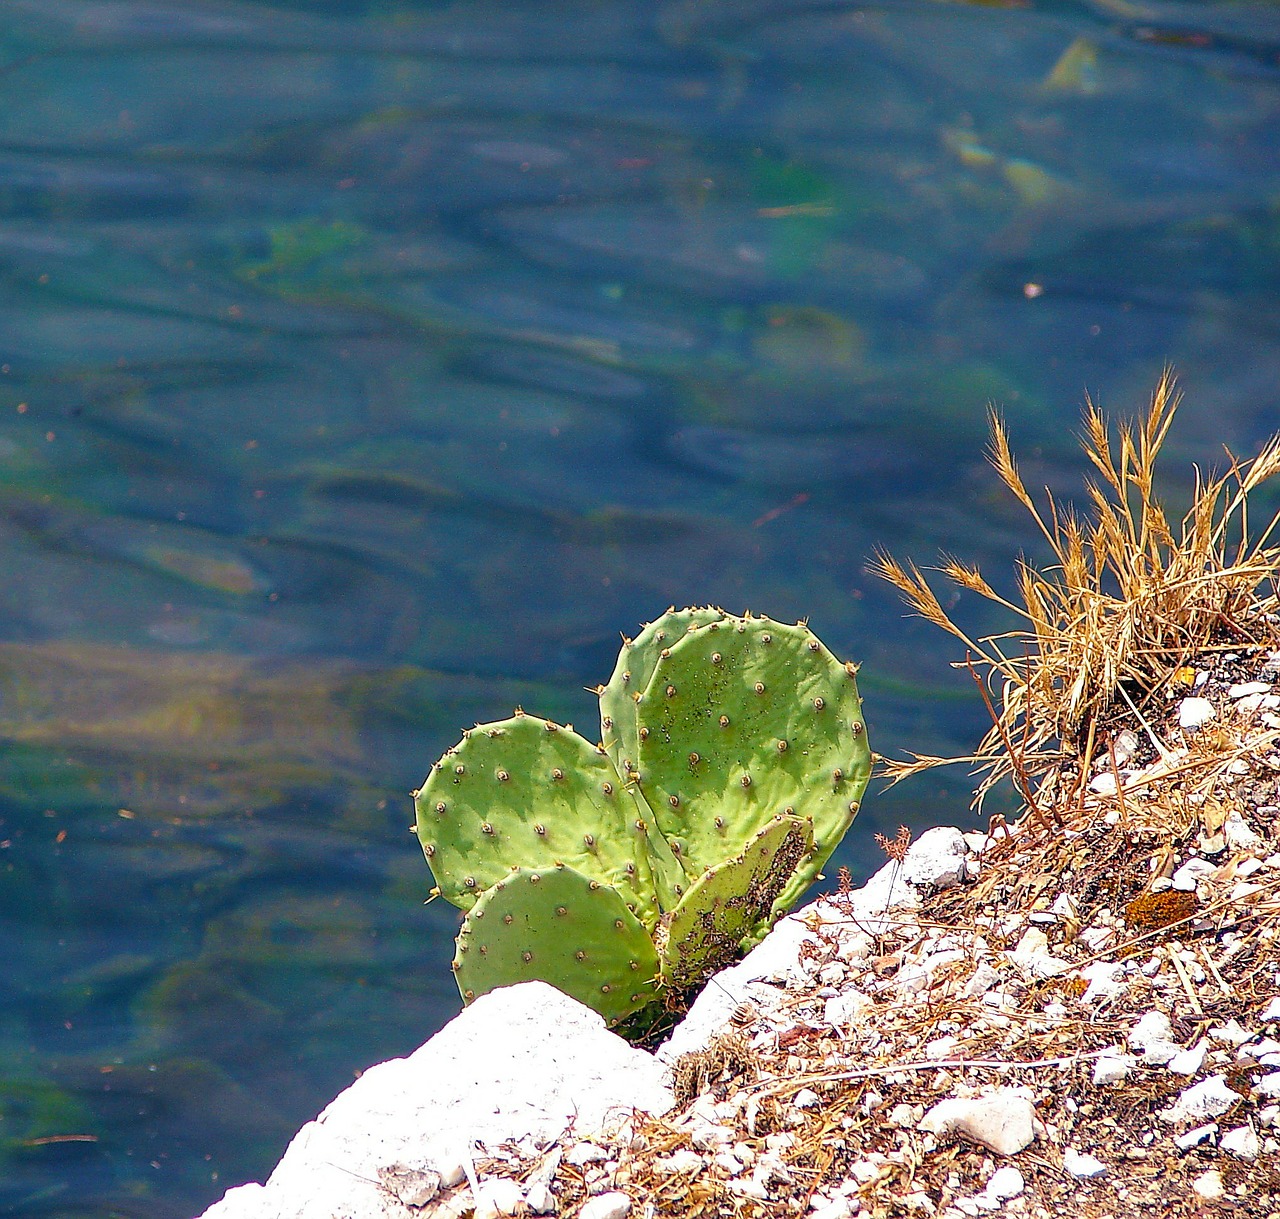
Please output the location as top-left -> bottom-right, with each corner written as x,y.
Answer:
0,1 -> 1277,1214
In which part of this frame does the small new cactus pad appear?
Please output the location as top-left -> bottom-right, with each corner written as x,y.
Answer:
632,613 -> 871,894
600,606 -> 727,778
657,814 -> 812,994
414,712 -> 677,927
452,864 -> 661,1025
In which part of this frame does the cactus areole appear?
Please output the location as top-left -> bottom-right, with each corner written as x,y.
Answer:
414,608 -> 871,1029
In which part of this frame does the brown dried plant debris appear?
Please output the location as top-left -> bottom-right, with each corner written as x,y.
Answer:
870,371 -> 1280,832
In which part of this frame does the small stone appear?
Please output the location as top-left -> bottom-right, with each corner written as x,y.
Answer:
1254,1071 -> 1280,1098
1220,1125 -> 1260,1160
578,1192 -> 632,1219
825,990 -> 873,1026
1209,1019 -> 1252,1047
1080,962 -> 1126,1002
1171,858 -> 1215,891
1192,1170 -> 1225,1200
566,1142 -> 609,1165
918,1090 -> 1037,1156
1168,1039 -> 1208,1075
809,1198 -> 856,1219
792,1088 -> 821,1110
1062,1148 -> 1107,1178
1229,681 -> 1271,698
655,1149 -> 703,1176
1179,697 -> 1217,729
1160,1075 -> 1242,1122
1129,1012 -> 1179,1065
984,1166 -> 1024,1201
689,1123 -> 735,1150
712,1151 -> 744,1176
1089,771 -> 1118,796
473,1177 -> 526,1219
1260,996 -> 1280,1022
963,963 -> 1001,998
818,962 -> 846,986
1092,1054 -> 1135,1086
525,1183 -> 557,1214
1223,810 -> 1264,852
1174,1123 -> 1218,1151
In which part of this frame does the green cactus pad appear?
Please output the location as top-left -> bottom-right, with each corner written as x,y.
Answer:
452,864 -> 661,1025
414,712 -> 677,926
599,606 -> 727,779
658,814 -> 812,994
634,613 -> 871,903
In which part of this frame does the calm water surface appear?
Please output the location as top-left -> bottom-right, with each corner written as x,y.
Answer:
0,1 -> 1278,1213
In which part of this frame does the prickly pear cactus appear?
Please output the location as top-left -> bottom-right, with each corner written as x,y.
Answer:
452,864 -> 661,1025
600,606 -> 727,778
416,607 -> 871,1030
414,711 -> 681,926
657,814 -> 811,994
628,613 -> 871,913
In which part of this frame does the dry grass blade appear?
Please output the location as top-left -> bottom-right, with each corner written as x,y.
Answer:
873,370 -> 1280,815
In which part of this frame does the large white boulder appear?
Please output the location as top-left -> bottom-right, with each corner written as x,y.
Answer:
196,981 -> 672,1219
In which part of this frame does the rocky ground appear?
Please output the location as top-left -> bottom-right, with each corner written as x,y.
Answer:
433,645 -> 1280,1219
201,643 -> 1280,1219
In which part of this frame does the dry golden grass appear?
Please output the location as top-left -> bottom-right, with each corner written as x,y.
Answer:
870,371 -> 1280,817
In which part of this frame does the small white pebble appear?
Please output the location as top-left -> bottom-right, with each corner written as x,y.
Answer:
578,1192 -> 632,1219
1174,1123 -> 1218,1151
1192,1170 -> 1225,1200
792,1088 -> 821,1110
1062,1148 -> 1107,1178
1179,697 -> 1217,729
1220,1125 -> 1260,1160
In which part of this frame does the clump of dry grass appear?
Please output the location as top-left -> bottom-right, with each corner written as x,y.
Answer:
871,371 -> 1280,817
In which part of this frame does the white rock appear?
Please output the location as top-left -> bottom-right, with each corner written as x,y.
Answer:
792,1088 -> 822,1110
1192,1170 -> 1225,1200
1223,810 -> 1264,851
712,1151 -> 744,1177
566,1143 -> 609,1166
1080,962 -> 1126,1002
579,1192 -> 631,1219
194,982 -> 670,1219
1174,1123 -> 1217,1150
1128,1012 -> 1179,1065
1229,681 -> 1271,698
1254,1071 -> 1280,1098
525,1183 -> 556,1214
1089,771 -> 1119,796
1058,1147 -> 1105,1178
918,1090 -> 1037,1156
984,1166 -> 1024,1201
888,1103 -> 918,1128
1168,1039 -> 1209,1075
1007,928 -> 1069,978
809,1199 -> 855,1219
898,826 -> 971,889
689,1123 -> 734,1150
1209,1019 -> 1252,1047
1178,697 -> 1217,729
474,1177 -> 525,1219
655,1149 -> 703,1176
1092,1054 -> 1135,1086
1221,1125 -> 1260,1160
1160,1075 -> 1242,1123
1260,996 -> 1280,1022
963,964 -> 1001,998
1171,858 -> 1215,891
824,990 -> 873,1027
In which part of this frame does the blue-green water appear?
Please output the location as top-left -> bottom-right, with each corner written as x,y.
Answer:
0,1 -> 1277,1214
